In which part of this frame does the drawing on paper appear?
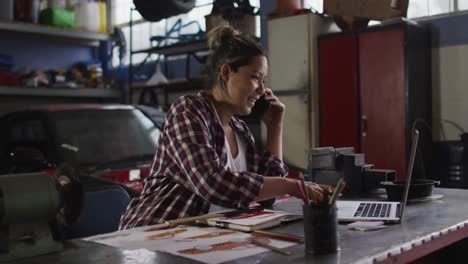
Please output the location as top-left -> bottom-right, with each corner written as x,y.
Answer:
175,231 -> 237,241
86,225 -> 296,264
144,228 -> 187,240
177,237 -> 270,255
144,225 -> 177,232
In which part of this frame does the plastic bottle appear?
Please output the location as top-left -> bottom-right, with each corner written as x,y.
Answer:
31,0 -> 40,23
98,0 -> 107,33
74,0 -> 86,29
74,0 -> 99,31
87,0 -> 99,32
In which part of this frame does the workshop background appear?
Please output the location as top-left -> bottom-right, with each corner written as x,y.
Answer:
2,0 -> 468,260
1,3 -> 468,183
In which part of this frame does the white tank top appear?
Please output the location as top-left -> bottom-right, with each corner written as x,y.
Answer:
224,132 -> 247,173
209,103 -> 248,212
210,132 -> 247,213
209,100 -> 247,173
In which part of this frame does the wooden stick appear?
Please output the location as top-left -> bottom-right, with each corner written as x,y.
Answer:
251,238 -> 292,256
165,207 -> 264,225
165,213 -> 224,225
252,230 -> 304,243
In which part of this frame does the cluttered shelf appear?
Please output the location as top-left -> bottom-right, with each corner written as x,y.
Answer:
131,39 -> 208,56
0,21 -> 110,44
0,85 -> 120,99
132,78 -> 205,109
131,78 -> 205,93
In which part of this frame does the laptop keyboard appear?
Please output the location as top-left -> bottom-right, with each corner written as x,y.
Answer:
354,202 -> 391,218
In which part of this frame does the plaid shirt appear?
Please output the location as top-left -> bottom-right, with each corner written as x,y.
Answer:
119,92 -> 288,229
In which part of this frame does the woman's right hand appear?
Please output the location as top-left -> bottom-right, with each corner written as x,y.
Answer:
286,178 -> 328,204
257,176 -> 332,203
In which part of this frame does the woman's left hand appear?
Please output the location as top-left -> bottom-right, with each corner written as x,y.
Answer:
261,88 -> 285,128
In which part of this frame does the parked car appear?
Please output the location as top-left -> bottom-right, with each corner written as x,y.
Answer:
0,104 -> 165,196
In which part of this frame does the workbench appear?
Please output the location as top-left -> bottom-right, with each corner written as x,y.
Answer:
8,188 -> 468,264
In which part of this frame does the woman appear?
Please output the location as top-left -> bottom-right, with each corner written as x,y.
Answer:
119,25 -> 327,229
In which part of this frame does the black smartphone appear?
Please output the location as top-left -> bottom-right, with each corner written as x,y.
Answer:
247,96 -> 270,119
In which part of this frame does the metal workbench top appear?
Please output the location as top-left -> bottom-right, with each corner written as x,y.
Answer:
9,188 -> 468,264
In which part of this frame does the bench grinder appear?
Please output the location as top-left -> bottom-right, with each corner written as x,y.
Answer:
0,172 -> 81,262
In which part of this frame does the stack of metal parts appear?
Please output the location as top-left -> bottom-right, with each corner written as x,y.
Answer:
308,147 -> 396,197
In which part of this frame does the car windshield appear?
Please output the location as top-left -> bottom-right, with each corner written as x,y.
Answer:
49,108 -> 160,166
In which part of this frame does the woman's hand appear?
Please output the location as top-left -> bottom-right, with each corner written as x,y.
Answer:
258,177 -> 332,203
261,88 -> 285,128
290,172 -> 334,196
286,178 -> 329,204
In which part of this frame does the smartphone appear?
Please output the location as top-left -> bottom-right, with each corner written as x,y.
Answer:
247,96 -> 270,119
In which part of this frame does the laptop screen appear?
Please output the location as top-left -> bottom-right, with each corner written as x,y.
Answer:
399,129 -> 419,220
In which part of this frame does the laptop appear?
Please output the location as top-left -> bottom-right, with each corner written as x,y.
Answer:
336,129 -> 419,223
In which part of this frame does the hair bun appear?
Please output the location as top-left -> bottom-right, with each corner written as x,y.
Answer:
207,25 -> 240,50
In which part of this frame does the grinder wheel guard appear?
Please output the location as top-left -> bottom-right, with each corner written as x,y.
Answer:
133,0 -> 196,22
51,164 -> 84,240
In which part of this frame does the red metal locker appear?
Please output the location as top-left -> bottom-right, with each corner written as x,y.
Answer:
319,34 -> 360,152
359,28 -> 407,179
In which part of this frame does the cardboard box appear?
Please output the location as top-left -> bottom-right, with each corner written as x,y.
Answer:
324,0 -> 408,21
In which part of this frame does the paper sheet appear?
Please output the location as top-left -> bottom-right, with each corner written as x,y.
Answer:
85,225 -> 295,264
347,221 -> 387,231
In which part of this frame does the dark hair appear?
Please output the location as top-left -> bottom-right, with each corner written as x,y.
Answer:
205,25 -> 266,91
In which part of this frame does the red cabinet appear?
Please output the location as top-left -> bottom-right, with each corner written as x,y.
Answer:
319,34 -> 360,152
319,22 -> 431,180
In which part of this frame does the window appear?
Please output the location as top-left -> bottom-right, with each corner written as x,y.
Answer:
51,109 -> 159,165
408,0 -> 452,18
460,0 -> 468,10
303,0 -> 468,20
112,0 -> 260,66
303,0 -> 323,13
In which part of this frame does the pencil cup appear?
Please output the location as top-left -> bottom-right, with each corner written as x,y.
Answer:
303,203 -> 339,255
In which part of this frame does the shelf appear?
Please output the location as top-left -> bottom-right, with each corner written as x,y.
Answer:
132,39 -> 208,56
131,78 -> 205,93
0,21 -> 111,44
0,86 -> 120,99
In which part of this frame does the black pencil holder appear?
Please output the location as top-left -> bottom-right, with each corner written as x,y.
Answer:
303,203 -> 339,255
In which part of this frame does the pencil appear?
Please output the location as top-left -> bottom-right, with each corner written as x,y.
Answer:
300,178 -> 312,204
165,213 -> 224,225
251,238 -> 292,256
329,178 -> 346,205
252,230 -> 304,243
165,207 -> 264,225
296,181 -> 309,205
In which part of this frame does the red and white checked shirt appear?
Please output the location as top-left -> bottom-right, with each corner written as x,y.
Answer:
119,91 -> 288,229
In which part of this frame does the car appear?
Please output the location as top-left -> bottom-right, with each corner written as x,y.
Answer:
0,104 -> 165,196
